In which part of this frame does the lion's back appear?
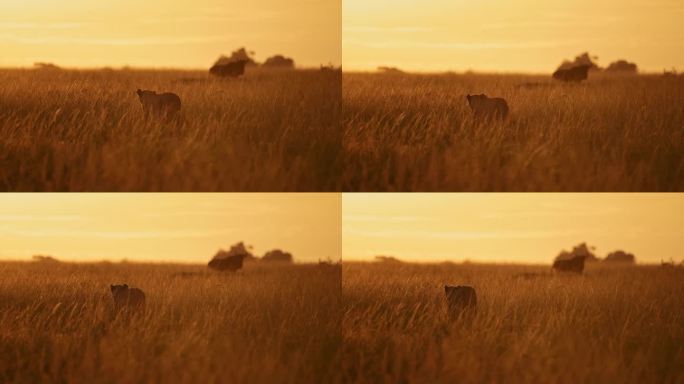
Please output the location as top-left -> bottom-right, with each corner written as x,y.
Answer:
159,93 -> 181,110
113,288 -> 146,308
471,97 -> 508,117
140,93 -> 181,112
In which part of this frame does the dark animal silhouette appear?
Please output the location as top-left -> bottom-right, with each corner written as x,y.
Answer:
262,249 -> 293,263
110,284 -> 146,310
553,64 -> 591,82
136,89 -> 181,118
209,59 -> 248,78
466,94 -> 509,119
208,254 -> 247,272
552,255 -> 587,274
444,285 -> 477,318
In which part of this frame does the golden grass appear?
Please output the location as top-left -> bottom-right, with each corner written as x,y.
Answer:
342,262 -> 684,383
0,68 -> 341,191
0,261 -> 341,383
343,73 -> 684,191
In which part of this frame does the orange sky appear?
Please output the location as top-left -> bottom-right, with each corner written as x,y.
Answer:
344,0 -> 684,72
343,194 -> 684,264
0,0 -> 340,69
0,194 -> 340,263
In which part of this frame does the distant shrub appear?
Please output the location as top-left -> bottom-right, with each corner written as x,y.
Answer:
32,255 -> 60,263
263,55 -> 295,69
604,250 -> 636,264
606,60 -> 638,74
262,249 -> 293,263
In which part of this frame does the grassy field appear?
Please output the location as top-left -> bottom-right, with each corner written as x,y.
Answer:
342,262 -> 684,383
343,72 -> 684,191
0,261 -> 342,383
0,67 -> 341,191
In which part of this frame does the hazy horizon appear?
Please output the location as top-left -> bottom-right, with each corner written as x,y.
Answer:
1,0 -> 340,69
344,0 -> 684,72
343,194 -> 684,264
0,194 -> 341,263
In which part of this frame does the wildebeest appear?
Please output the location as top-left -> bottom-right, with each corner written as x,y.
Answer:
136,89 -> 181,118
209,59 -> 248,78
552,255 -> 587,274
110,284 -> 146,310
444,285 -> 477,318
466,94 -> 509,119
552,64 -> 591,82
208,253 -> 248,272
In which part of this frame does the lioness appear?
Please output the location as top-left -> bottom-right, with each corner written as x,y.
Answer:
466,94 -> 509,119
444,285 -> 477,319
110,284 -> 146,310
136,89 -> 181,118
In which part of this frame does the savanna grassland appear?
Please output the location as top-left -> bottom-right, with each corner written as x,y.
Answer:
343,72 -> 684,191
343,262 -> 684,383
0,68 -> 341,191
0,261 -> 341,383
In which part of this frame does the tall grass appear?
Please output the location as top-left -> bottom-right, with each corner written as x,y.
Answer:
342,262 -> 684,383
0,68 -> 341,191
343,73 -> 684,191
0,261 -> 341,383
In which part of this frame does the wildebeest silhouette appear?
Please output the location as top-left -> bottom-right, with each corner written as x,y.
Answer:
444,285 -> 477,318
552,255 -> 587,274
208,247 -> 252,272
209,59 -> 248,78
208,242 -> 253,272
552,64 -> 591,82
208,254 -> 247,271
136,89 -> 181,118
110,284 -> 146,310
466,94 -> 509,119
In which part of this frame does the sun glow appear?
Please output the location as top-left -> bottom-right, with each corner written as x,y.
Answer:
343,194 -> 684,263
1,0 -> 340,68
343,0 -> 684,72
0,193 -> 341,263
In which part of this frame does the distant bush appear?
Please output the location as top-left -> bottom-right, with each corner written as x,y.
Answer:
604,250 -> 636,264
33,62 -> 61,70
377,66 -> 404,74
375,255 -> 402,263
262,249 -> 293,263
263,55 -> 295,69
557,52 -> 601,71
606,60 -> 638,74
32,255 -> 60,263
214,47 -> 258,67
554,243 -> 599,262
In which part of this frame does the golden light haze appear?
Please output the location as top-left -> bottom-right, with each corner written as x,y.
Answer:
344,0 -> 684,72
0,194 -> 340,263
1,0 -> 340,68
343,194 -> 684,264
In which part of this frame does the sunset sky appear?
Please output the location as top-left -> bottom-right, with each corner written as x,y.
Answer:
344,0 -> 684,72
0,194 -> 340,263
343,194 -> 683,264
0,0 -> 340,69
